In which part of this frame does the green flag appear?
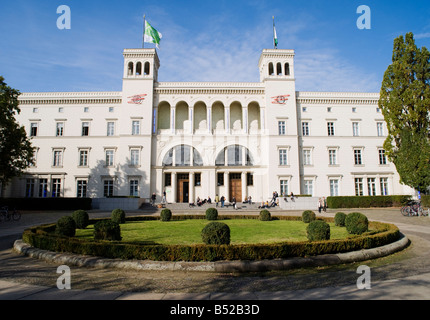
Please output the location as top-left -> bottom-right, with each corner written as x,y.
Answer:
144,20 -> 162,49
273,17 -> 278,49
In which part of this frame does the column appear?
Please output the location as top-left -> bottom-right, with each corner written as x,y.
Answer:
189,107 -> 194,134
207,107 -> 212,134
241,172 -> 247,202
170,107 -> 176,134
224,172 -> 230,202
189,172 -> 195,203
225,107 -> 230,134
243,107 -> 248,134
171,172 -> 177,203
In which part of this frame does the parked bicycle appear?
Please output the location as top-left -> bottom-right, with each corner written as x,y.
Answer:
0,206 -> 21,222
400,201 -> 429,217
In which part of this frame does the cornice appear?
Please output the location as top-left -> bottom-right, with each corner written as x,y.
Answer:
18,92 -> 122,105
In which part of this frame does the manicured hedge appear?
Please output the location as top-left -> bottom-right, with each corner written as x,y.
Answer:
22,215 -> 401,262
327,195 -> 412,209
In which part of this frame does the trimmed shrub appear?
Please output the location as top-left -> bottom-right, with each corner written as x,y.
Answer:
201,222 -> 230,245
56,216 -> 76,237
307,220 -> 330,241
160,209 -> 172,222
94,220 -> 122,241
71,210 -> 89,229
327,195 -> 412,209
334,212 -> 347,227
259,209 -> 271,221
111,209 -> 126,224
205,208 -> 218,220
345,212 -> 368,235
302,210 -> 316,223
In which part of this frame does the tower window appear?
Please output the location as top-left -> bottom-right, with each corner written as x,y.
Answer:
268,62 -> 274,76
128,62 -> 134,76
285,63 -> 290,76
136,62 -> 142,75
277,62 -> 282,75
144,62 -> 150,75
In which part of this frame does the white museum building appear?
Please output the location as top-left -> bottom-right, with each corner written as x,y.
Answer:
5,47 -> 414,204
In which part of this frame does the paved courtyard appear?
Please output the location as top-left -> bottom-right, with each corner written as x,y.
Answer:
1,207 -> 430,300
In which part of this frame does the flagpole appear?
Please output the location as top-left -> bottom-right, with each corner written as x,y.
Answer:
142,14 -> 146,49
273,16 -> 277,49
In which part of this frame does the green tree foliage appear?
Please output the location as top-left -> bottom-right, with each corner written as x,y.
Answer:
379,33 -> 430,193
0,76 -> 34,195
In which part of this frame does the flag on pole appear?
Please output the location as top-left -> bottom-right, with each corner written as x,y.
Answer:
144,19 -> 162,49
273,16 -> 278,49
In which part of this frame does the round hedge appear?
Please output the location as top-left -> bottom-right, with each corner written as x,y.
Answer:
56,216 -> 76,237
345,212 -> 369,235
94,220 -> 122,241
205,208 -> 218,220
71,210 -> 89,229
259,209 -> 271,221
160,209 -> 172,222
201,222 -> 230,245
307,220 -> 330,241
302,210 -> 316,223
111,209 -> 126,224
334,212 -> 347,227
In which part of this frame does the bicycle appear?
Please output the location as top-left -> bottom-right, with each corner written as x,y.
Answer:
400,201 -> 427,217
0,206 -> 21,222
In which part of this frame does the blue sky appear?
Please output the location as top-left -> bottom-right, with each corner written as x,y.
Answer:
1,0 -> 429,93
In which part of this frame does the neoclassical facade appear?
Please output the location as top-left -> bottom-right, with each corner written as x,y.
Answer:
5,48 -> 414,203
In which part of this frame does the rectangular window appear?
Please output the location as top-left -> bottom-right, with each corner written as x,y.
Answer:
303,149 -> 311,165
129,180 -> 139,197
355,178 -> 364,196
327,122 -> 335,136
52,179 -> 62,198
79,150 -> 88,167
194,173 -> 201,186
76,180 -> 87,198
104,180 -> 114,197
379,149 -> 387,165
380,178 -> 389,196
53,150 -> 63,167
26,179 -> 35,198
82,122 -> 89,136
354,149 -> 362,165
280,180 -> 289,196
302,122 -> 309,136
367,178 -> 376,196
304,180 -> 313,196
130,149 -> 139,166
132,121 -> 140,135
56,122 -> 64,137
217,173 -> 224,186
165,173 -> 172,187
247,173 -> 254,186
352,122 -> 360,136
330,179 -> 339,196
30,123 -> 38,137
329,149 -> 337,165
107,122 -> 115,136
279,149 -> 288,166
39,179 -> 48,198
278,121 -> 286,135
105,150 -> 114,167
377,122 -> 384,136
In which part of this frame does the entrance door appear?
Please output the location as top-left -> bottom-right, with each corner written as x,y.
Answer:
229,173 -> 242,202
177,174 -> 189,203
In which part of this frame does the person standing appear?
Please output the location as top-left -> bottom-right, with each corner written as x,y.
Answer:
220,195 -> 225,208
323,197 -> 327,212
151,192 -> 156,206
215,194 -> 220,207
318,198 -> 322,213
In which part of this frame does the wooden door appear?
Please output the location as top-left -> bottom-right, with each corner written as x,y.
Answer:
177,174 -> 189,203
229,173 -> 242,202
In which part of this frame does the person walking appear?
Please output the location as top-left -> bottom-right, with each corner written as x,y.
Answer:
220,195 -> 225,208
215,194 -> 220,207
323,197 -> 327,212
318,198 -> 322,213
151,193 -> 156,206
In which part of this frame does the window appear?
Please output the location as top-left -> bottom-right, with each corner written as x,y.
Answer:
376,107 -> 381,113
217,173 -> 224,186
227,145 -> 242,166
76,180 -> 87,198
105,150 -> 114,167
103,180 -> 114,197
329,149 -> 337,165
327,107 -> 332,112
380,178 -> 388,196
52,179 -> 62,198
58,107 -> 64,113
377,122 -> 384,136
84,107 -> 89,113
109,107 -> 114,113
26,179 -> 35,198
355,178 -> 364,196
280,180 -> 289,196
379,149 -> 387,165
352,122 -> 360,136
247,173 -> 254,186
327,122 -> 335,136
329,179 -> 339,196
79,150 -> 88,167
354,149 -> 362,165
30,123 -> 38,137
107,122 -> 115,136
194,173 -> 201,186
302,107 -> 307,113
352,107 -> 357,113
132,120 -> 140,135
278,121 -> 286,135
56,122 -> 64,137
39,179 -> 48,198
302,122 -> 309,136
367,178 -> 376,196
303,149 -> 311,165
129,180 -> 139,197
165,173 -> 172,187
130,149 -> 139,166
304,180 -> 313,196
279,149 -> 288,166
53,150 -> 63,167
82,122 -> 89,136
33,108 -> 38,113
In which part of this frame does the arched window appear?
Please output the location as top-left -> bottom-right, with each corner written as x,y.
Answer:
284,63 -> 290,76
136,62 -> 142,75
162,145 -> 203,167
215,145 -> 254,166
144,62 -> 150,75
268,62 -> 274,76
277,62 -> 282,75
127,62 -> 134,76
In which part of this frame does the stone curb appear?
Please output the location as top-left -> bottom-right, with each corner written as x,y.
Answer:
13,233 -> 409,273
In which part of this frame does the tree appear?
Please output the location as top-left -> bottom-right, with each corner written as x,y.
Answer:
0,76 -> 34,196
379,32 -> 430,194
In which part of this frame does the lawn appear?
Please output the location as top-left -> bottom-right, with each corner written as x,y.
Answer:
75,219 -> 352,245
